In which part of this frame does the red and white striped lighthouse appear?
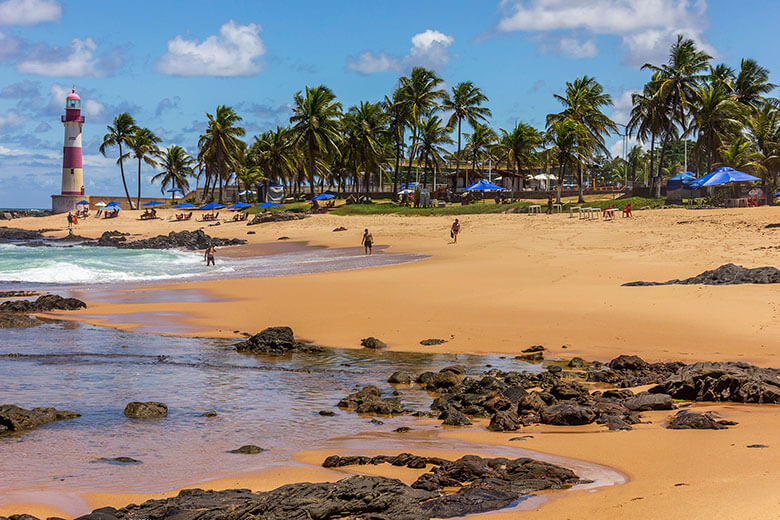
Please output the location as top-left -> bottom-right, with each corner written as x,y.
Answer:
61,88 -> 85,196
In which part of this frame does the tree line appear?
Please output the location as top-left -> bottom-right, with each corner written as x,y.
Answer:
99,35 -> 779,207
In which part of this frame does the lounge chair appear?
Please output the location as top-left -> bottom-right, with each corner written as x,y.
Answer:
622,204 -> 632,217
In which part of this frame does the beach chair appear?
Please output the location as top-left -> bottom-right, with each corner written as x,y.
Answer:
622,204 -> 632,217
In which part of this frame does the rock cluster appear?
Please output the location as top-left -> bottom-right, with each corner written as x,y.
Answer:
649,362 -> 780,404
623,263 -> 780,286
234,326 -> 324,355
323,453 -> 449,469
337,385 -> 405,415
587,355 -> 684,387
0,226 -> 50,242
248,212 -> 306,226
123,402 -> 168,418
0,294 -> 86,313
97,230 -> 245,250
667,410 -> 737,430
0,404 -> 80,434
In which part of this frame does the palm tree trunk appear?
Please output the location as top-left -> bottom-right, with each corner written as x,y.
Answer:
308,138 -> 316,196
648,135 -> 655,188
405,125 -> 417,189
118,142 -> 133,208
577,162 -> 585,203
657,134 -> 669,198
456,118 -> 462,186
137,158 -> 142,209
556,162 -> 564,204
393,140 -> 401,192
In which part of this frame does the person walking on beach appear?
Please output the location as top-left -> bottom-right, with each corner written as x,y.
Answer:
547,193 -> 554,214
204,244 -> 216,266
362,229 -> 373,255
450,218 -> 461,243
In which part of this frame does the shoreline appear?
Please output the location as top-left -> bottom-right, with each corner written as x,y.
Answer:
1,206 -> 779,519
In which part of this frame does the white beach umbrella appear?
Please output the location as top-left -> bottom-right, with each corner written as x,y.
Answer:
95,202 -> 107,207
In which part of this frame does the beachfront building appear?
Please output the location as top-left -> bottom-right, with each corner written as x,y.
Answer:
51,89 -> 85,213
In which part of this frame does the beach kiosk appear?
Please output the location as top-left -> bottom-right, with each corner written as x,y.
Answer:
52,89 -> 86,213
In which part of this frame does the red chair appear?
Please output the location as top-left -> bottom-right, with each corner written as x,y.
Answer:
602,204 -> 614,217
622,203 -> 632,217
747,197 -> 758,207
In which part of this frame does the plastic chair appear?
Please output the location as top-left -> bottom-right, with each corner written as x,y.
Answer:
622,204 -> 632,217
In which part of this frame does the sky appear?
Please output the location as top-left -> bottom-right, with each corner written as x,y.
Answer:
0,0 -> 779,208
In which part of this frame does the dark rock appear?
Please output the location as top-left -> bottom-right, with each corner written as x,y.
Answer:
601,415 -> 634,430
369,418 -> 384,425
516,352 -> 543,362
230,445 -> 265,454
425,370 -> 462,391
547,365 -> 562,374
747,444 -> 769,448
0,405 -> 80,433
98,229 -> 245,250
277,236 -> 289,240
488,410 -> 521,431
248,211 -> 306,225
318,410 -> 335,416
201,411 -> 217,417
609,355 -> 649,371
332,226 -> 347,232
501,386 -> 528,404
588,355 -> 684,388
323,453 -> 450,470
123,402 -> 167,419
0,226 -> 50,242
93,457 -> 142,465
0,313 -> 45,328
416,371 -> 436,385
550,381 -> 589,400
568,357 -> 587,368
420,338 -> 447,346
522,345 -> 545,353
360,336 -> 387,349
235,326 -> 324,355
650,361 -> 780,404
540,403 -> 597,426
439,407 -> 472,426
623,263 -> 780,286
0,294 -> 86,313
394,426 -> 411,433
667,410 -> 732,430
623,392 -> 673,411
337,385 -> 405,415
388,371 -> 413,384
517,392 -> 546,413
440,365 -> 466,375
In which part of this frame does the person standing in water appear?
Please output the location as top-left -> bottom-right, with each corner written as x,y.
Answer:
204,244 -> 216,266
361,229 -> 373,255
450,218 -> 461,243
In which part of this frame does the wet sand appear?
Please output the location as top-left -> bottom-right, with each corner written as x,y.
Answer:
3,204 -> 780,518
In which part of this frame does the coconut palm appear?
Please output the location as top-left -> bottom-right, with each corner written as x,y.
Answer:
494,122 -> 544,192
413,116 -> 454,188
546,118 -> 591,203
152,145 -> 195,201
547,76 -> 616,201
127,127 -> 161,208
342,101 -> 389,194
463,123 -> 497,184
289,85 -> 343,195
690,84 -> 745,173
745,103 -> 780,197
383,88 -> 410,192
198,105 -> 245,203
397,67 -> 445,187
250,126 -> 298,201
715,136 -> 764,173
99,113 -> 138,208
442,81 -> 491,186
734,58 -> 776,110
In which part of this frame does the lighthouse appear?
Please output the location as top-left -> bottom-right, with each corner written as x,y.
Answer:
51,88 -> 86,213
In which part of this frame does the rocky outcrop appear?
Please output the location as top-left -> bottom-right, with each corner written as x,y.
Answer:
623,263 -> 780,286
623,392 -> 674,411
667,410 -> 736,430
0,404 -> 80,434
388,371 -> 413,384
123,402 -> 168,418
540,403 -> 597,426
229,445 -> 264,454
360,336 -> 387,349
0,294 -> 86,313
420,338 -> 447,346
587,354 -> 684,388
439,407 -> 472,426
234,326 -> 324,355
0,226 -> 50,242
323,453 -> 450,469
337,385 -> 405,415
248,212 -> 307,226
650,362 -> 780,404
98,230 -> 245,250
0,314 -> 45,328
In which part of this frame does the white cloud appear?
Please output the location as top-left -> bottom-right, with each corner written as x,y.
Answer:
497,0 -> 714,65
157,20 -> 265,77
17,37 -> 118,77
0,0 -> 61,26
611,88 -> 640,126
0,31 -> 22,61
347,29 -> 455,75
558,37 -> 597,58
0,109 -> 26,128
610,135 -> 645,159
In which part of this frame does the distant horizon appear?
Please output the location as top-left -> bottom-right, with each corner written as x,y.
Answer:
1,0 -> 779,207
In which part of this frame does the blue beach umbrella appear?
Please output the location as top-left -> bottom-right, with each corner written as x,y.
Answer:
464,180 -> 507,191
227,202 -> 251,210
166,187 -> 183,193
397,183 -> 418,190
172,202 -> 196,209
105,201 -> 120,207
142,201 -> 164,207
311,193 -> 335,201
199,202 -> 225,210
76,200 -> 89,205
692,167 -> 760,187
256,202 -> 280,208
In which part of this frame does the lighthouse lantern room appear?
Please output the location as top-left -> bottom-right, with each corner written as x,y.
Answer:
51,88 -> 86,213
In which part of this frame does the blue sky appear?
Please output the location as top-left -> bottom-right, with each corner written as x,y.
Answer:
0,0 -> 778,208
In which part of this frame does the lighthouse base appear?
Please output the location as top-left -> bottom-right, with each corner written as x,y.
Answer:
51,194 -> 84,214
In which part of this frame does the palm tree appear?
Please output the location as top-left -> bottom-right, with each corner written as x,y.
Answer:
342,101 -> 389,194
745,103 -> 780,198
152,145 -> 195,202
413,116 -> 454,189
128,127 -> 161,208
734,58 -> 776,110
715,136 -> 763,173
708,63 -> 736,91
397,67 -> 445,187
236,166 -> 265,201
289,85 -> 343,195
383,88 -> 409,192
690,84 -> 744,173
494,122 -> 543,194
628,79 -> 665,185
463,123 -> 497,183
99,113 -> 137,208
198,105 -> 245,203
546,118 -> 591,203
442,81 -> 491,186
626,145 -> 645,183
547,76 -> 616,202
250,126 -> 298,201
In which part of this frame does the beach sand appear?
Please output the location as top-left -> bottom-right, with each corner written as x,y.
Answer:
3,204 -> 780,518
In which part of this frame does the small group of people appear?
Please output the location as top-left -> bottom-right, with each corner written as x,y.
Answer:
359,219 -> 460,256
140,208 -> 157,219
66,211 -> 79,230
